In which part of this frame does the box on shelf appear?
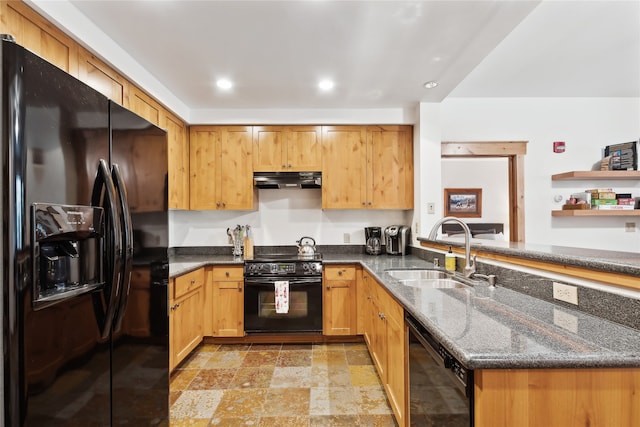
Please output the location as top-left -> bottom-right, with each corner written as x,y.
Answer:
617,198 -> 635,205
562,203 -> 591,210
604,140 -> 637,171
593,204 -> 635,210
591,199 -> 618,206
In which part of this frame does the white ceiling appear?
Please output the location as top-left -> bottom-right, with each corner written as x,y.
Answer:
29,0 -> 640,117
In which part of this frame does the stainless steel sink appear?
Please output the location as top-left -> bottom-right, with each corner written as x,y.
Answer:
385,269 -> 449,280
399,278 -> 469,289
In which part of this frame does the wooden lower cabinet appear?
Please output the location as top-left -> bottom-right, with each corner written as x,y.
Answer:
169,268 -> 205,371
474,368 -> 640,427
207,266 -> 244,337
323,265 -> 357,335
360,271 -> 406,426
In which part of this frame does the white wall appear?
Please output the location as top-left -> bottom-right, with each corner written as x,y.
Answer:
437,97 -> 640,252
170,188 -> 411,248
441,158 -> 510,237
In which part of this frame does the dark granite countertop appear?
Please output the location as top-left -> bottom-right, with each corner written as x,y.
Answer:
417,237 -> 640,277
169,250 -> 640,370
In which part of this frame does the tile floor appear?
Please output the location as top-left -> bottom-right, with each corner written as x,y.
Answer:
169,342 -> 398,426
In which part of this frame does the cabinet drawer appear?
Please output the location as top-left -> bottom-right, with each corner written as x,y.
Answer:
210,266 -> 243,281
174,268 -> 205,299
324,265 -> 356,281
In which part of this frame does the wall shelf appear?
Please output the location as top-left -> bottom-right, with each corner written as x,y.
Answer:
552,171 -> 640,180
552,210 -> 640,217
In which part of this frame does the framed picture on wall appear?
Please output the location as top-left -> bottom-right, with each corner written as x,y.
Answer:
444,188 -> 482,218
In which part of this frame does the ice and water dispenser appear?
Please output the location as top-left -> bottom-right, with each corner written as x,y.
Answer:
32,203 -> 105,308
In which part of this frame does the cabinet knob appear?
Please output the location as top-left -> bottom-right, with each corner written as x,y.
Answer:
326,285 -> 331,290
282,164 -> 286,168
190,279 -> 196,284
288,164 -> 292,168
216,202 -> 221,207
238,286 -> 242,292
222,202 -> 226,207
225,271 -> 230,277
367,296 -> 372,300
367,201 -> 372,205
362,202 -> 366,206
338,270 -> 343,276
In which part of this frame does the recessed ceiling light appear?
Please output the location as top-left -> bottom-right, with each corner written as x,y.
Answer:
216,78 -> 233,90
318,79 -> 334,91
423,80 -> 438,89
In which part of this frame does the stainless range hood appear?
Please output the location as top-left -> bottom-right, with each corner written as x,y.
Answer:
253,171 -> 322,189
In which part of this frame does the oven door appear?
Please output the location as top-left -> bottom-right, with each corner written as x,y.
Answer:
244,276 -> 322,333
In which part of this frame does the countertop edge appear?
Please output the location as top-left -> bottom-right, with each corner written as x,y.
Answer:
169,253 -> 640,370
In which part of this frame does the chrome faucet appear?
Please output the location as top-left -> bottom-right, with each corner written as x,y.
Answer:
427,216 -> 476,278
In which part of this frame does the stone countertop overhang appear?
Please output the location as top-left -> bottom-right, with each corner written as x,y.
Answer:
169,251 -> 640,370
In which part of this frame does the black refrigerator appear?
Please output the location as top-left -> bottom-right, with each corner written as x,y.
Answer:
0,37 -> 169,425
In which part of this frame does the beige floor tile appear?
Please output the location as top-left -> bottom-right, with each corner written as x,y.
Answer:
355,386 -> 394,415
229,366 -> 274,389
214,388 -> 268,418
259,415 -> 310,427
210,415 -> 261,426
271,366 -> 313,388
309,414 -> 360,426
262,387 -> 310,416
349,365 -> 381,387
359,414 -> 399,427
188,368 -> 237,390
277,350 -> 313,367
312,350 -> 347,366
242,350 -> 279,367
204,351 -> 247,369
170,369 -> 199,390
345,349 -> 374,366
170,389 -> 223,420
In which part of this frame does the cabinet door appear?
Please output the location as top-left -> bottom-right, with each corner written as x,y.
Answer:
189,127 -> 220,210
78,48 -> 128,105
164,112 -> 190,209
322,126 -> 367,209
323,266 -> 357,335
129,86 -> 161,126
384,303 -> 406,426
171,287 -> 203,368
253,126 -> 286,171
286,126 -> 322,171
210,266 -> 244,337
211,282 -> 244,337
218,126 -> 255,210
367,125 -> 414,209
2,1 -> 78,75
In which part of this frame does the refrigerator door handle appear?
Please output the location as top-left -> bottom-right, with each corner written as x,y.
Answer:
111,163 -> 134,333
91,158 -> 123,339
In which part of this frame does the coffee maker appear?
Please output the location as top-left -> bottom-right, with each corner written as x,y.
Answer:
384,225 -> 410,256
364,227 -> 382,255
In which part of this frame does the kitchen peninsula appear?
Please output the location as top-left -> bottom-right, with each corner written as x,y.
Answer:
170,243 -> 640,427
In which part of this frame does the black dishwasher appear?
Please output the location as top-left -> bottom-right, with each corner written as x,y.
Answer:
406,314 -> 474,427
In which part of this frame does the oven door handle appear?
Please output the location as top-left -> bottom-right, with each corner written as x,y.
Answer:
244,277 -> 321,286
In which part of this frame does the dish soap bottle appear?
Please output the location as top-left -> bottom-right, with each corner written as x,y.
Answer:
445,246 -> 456,272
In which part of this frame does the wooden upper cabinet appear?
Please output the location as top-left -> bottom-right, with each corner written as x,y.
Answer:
367,125 -> 414,209
129,85 -> 161,126
78,49 -> 128,105
162,112 -> 189,210
253,126 -> 322,172
322,125 -> 413,210
189,126 -> 256,210
322,126 -> 367,209
1,1 -> 78,75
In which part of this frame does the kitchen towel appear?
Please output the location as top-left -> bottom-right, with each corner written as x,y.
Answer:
274,280 -> 289,314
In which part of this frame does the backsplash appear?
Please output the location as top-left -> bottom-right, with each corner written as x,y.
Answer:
413,246 -> 640,331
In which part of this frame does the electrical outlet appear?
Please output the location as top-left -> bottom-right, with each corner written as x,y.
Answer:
427,202 -> 435,214
553,282 -> 578,305
343,233 -> 350,243
553,308 -> 578,333
625,222 -> 636,232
